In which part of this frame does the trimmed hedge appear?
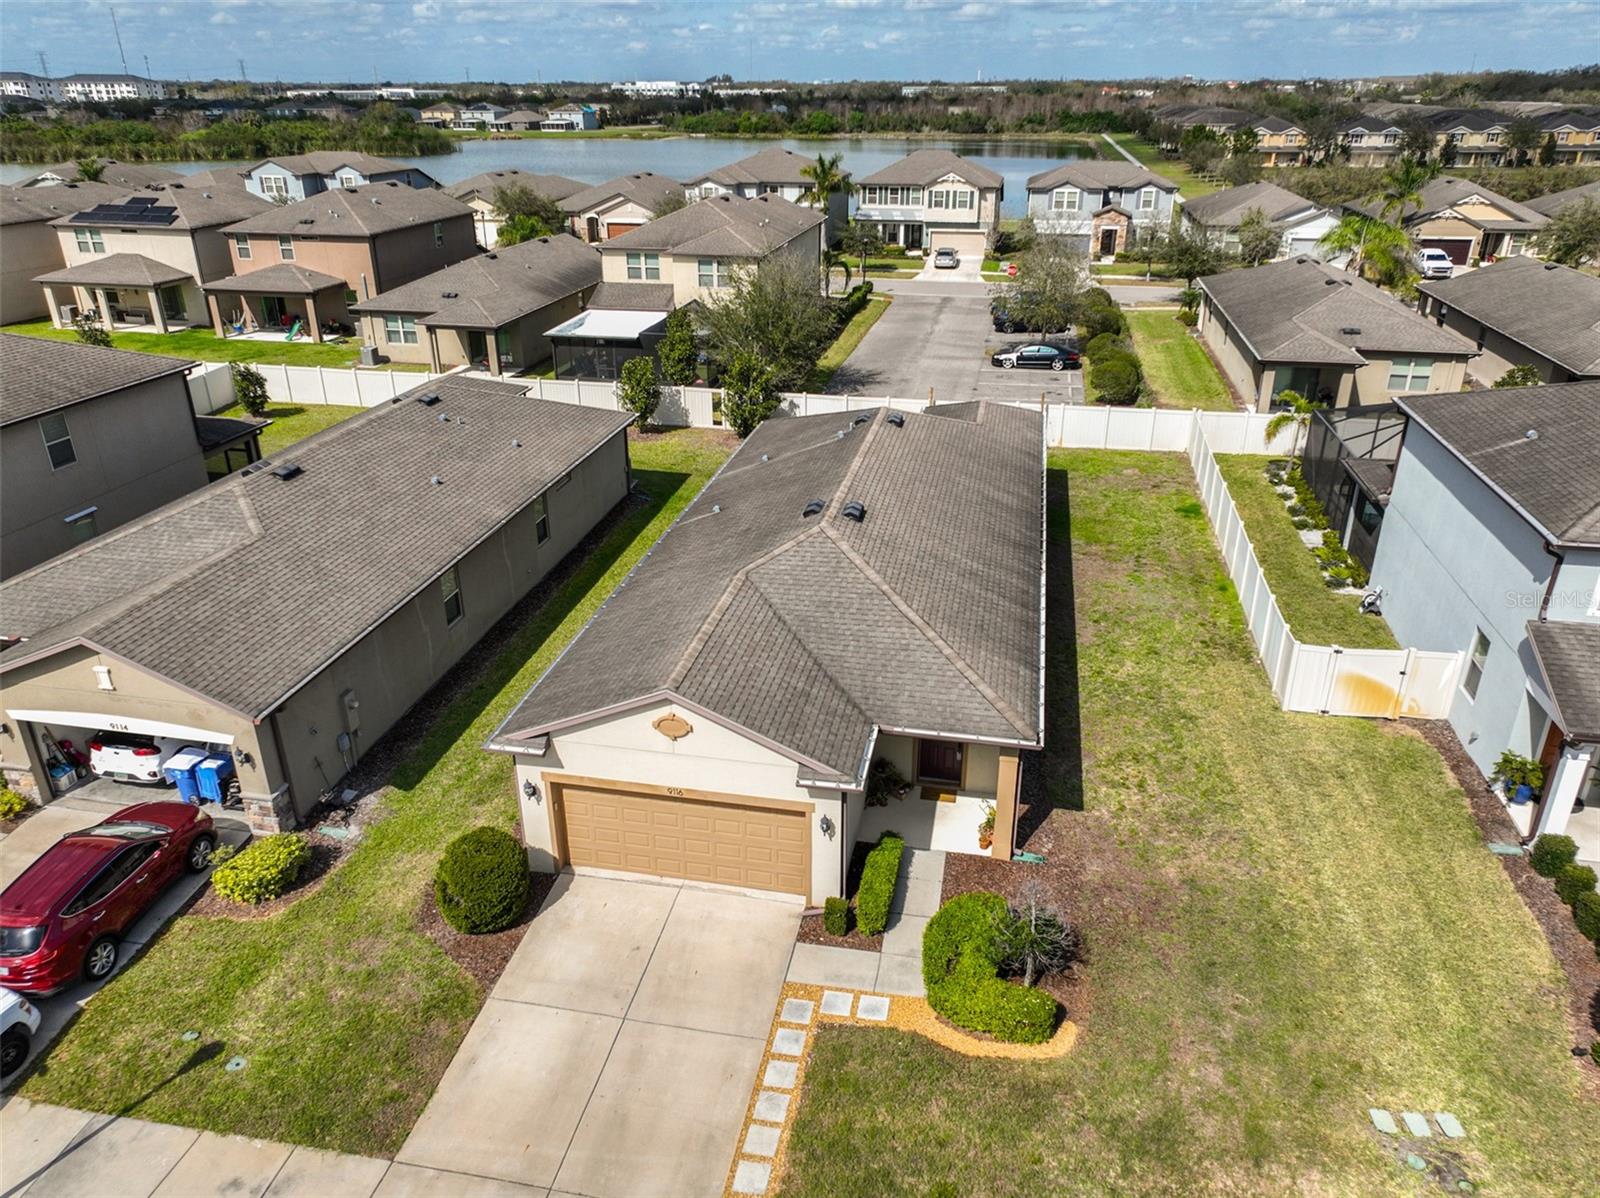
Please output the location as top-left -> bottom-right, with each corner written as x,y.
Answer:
1079,301 -> 1125,341
836,280 -> 875,323
823,895 -> 850,937
1554,863 -> 1598,908
855,832 -> 904,937
922,892 -> 1057,1044
211,834 -> 311,905
1093,357 -> 1142,406
435,826 -> 530,934
1574,891 -> 1600,943
1530,834 -> 1578,878
1084,332 -> 1131,363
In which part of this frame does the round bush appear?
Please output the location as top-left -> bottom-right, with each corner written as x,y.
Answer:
1530,834 -> 1579,878
823,895 -> 850,937
435,826 -> 530,933
1176,308 -> 1198,327
1079,302 -> 1125,341
1084,332 -> 1130,363
1097,347 -> 1143,379
1093,358 -> 1142,406
922,892 -> 1058,1044
1574,891 -> 1600,943
1554,863 -> 1598,908
211,834 -> 311,905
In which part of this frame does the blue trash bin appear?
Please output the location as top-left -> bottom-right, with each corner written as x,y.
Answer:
195,754 -> 235,805
163,746 -> 208,804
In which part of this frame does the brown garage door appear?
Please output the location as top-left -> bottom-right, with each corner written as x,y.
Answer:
1420,237 -> 1472,265
553,780 -> 808,896
605,221 -> 643,239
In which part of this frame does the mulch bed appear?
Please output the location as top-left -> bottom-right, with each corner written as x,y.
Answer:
1411,720 -> 1600,1076
796,839 -> 885,951
187,827 -> 352,920
413,872 -> 555,992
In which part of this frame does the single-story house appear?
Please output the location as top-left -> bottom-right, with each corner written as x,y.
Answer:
544,280 -> 676,381
563,172 -> 685,243
445,169 -> 587,248
1416,257 -> 1600,386
487,401 -> 1045,903
0,181 -> 124,321
1025,160 -> 1179,259
1197,256 -> 1477,411
352,234 -> 602,375
240,152 -> 438,203
491,109 -> 544,132
1370,383 -> 1600,863
683,147 -> 848,241
1178,180 -> 1339,260
1344,176 -> 1548,267
855,149 -> 1004,258
0,376 -> 635,831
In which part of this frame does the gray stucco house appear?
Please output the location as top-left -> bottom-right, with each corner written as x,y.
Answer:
240,152 -> 438,203
1025,161 -> 1179,259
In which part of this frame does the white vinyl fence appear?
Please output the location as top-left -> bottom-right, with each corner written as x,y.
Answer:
187,361 -> 449,414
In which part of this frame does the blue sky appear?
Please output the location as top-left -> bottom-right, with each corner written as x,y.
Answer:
3,0 -> 1593,86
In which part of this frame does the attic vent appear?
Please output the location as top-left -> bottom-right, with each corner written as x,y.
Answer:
441,291 -> 459,299
270,462 -> 303,481
1544,262 -> 1559,270
1340,326 -> 1361,335
886,411 -> 905,427
842,500 -> 866,523
1324,278 -> 1340,285
850,414 -> 870,427
298,218 -> 315,224
417,391 -> 441,406
802,499 -> 826,518
240,458 -> 274,476
431,475 -> 444,485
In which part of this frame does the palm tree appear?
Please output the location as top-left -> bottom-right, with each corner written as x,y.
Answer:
1373,157 -> 1439,223
1264,389 -> 1320,458
1318,213 -> 1413,283
800,151 -> 853,216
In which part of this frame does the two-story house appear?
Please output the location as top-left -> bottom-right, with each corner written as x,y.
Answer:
205,183 -> 478,342
239,152 -> 438,203
0,334 -> 263,578
1025,161 -> 1179,259
0,181 -> 123,321
1341,116 -> 1405,167
1427,110 -> 1510,167
451,103 -> 508,130
1251,116 -> 1308,166
34,183 -> 272,334
1345,176 -> 1548,267
1179,181 -> 1338,260
562,172 -> 686,243
1538,109 -> 1600,165
854,149 -> 1003,260
682,147 -> 848,241
1370,384 -> 1600,864
445,169 -> 587,248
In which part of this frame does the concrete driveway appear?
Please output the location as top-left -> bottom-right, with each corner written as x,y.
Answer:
397,873 -> 799,1198
831,292 -> 1083,404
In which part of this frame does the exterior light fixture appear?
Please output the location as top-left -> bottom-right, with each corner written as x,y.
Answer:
819,813 -> 835,839
233,747 -> 253,768
522,779 -> 541,804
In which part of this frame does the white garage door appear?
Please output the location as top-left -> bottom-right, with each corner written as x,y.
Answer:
6,709 -> 235,744
929,230 -> 988,261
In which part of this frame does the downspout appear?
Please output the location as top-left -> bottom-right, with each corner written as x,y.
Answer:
1537,542 -> 1564,622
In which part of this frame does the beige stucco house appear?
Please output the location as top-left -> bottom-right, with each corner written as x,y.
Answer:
0,181 -> 123,322
487,402 -> 1045,904
1345,176 -> 1548,267
854,149 -> 1003,259
562,172 -> 685,244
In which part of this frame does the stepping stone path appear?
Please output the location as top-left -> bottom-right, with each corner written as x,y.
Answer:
1368,1108 -> 1399,1135
1435,1112 -> 1465,1139
1400,1112 -> 1432,1138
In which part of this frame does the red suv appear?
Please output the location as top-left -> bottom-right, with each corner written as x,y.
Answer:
0,803 -> 216,993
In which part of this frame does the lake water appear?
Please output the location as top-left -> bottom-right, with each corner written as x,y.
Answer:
0,136 -> 1093,217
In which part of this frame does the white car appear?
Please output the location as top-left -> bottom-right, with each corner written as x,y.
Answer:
88,731 -> 182,785
2,987 -> 41,1078
933,247 -> 960,269
1415,248 -> 1455,279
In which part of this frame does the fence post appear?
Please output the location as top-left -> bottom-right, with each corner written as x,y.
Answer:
318,366 -> 329,406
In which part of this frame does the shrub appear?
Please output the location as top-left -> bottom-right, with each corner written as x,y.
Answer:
922,892 -> 1058,1044
1084,332 -> 1130,363
1292,516 -> 1312,530
1574,891 -> 1600,943
657,308 -> 698,386
434,826 -> 530,933
865,756 -> 908,807
835,281 -> 875,323
1176,308 -> 1198,327
823,896 -> 850,937
1092,357 -> 1141,406
1079,301 -> 1125,341
231,362 -> 271,417
1493,363 -> 1542,389
211,834 -> 311,905
1530,834 -> 1579,878
855,832 -> 904,936
617,355 -> 662,429
72,311 -> 111,348
1554,863 -> 1598,908
1085,286 -> 1113,308
721,351 -> 780,438
0,788 -> 29,821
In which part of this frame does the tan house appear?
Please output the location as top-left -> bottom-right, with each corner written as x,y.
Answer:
487,402 -> 1045,904
35,183 -> 272,334
1345,176 -> 1548,267
352,234 -> 602,375
0,335 -> 263,578
854,149 -> 1004,258
205,182 -> 478,342
1341,117 -> 1406,167
562,172 -> 685,243
1537,110 -> 1600,165
445,169 -> 587,248
0,181 -> 123,322
1251,116 -> 1308,166
0,375 -> 633,830
1197,256 -> 1477,411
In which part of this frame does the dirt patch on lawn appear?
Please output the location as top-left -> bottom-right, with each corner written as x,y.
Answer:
188,828 -> 352,920
414,872 -> 554,992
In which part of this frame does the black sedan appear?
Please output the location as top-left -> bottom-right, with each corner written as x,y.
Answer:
990,343 -> 1081,371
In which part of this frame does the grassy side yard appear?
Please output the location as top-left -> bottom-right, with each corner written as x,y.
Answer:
0,319 -> 404,369
20,431 -> 732,1155
1217,454 -> 1397,648
223,401 -> 366,457
809,295 -> 892,391
779,450 -> 1598,1197
1109,135 -> 1224,198
1126,310 -> 1236,412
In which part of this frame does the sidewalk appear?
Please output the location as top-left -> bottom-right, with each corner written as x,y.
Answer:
784,848 -> 943,996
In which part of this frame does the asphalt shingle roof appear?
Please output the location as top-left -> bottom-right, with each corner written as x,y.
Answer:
23,160 -> 182,189
687,147 -> 837,188
601,193 -> 823,258
1199,256 -> 1476,367
46,183 -> 271,231
1180,181 -> 1319,227
560,172 -> 684,217
1398,381 -> 1600,547
0,333 -> 194,427
1417,257 -> 1600,377
34,252 -> 193,289
245,151 -> 420,178
1026,159 -> 1178,194
493,402 -> 1044,783
349,235 -> 600,328
0,181 -> 126,227
1524,179 -> 1600,218
1348,176 -> 1548,230
445,169 -> 587,204
202,262 -> 348,295
858,149 -> 1003,190
586,282 -> 677,311
0,376 -> 634,717
222,182 -> 472,238
1526,621 -> 1600,743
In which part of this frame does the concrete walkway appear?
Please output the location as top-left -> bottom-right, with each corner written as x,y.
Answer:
786,848 -> 944,997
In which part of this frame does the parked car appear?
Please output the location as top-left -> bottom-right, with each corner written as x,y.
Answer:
933,247 -> 959,269
1415,248 -> 1455,279
1,987 -> 41,1078
990,343 -> 1081,371
991,298 -> 1055,333
88,732 -> 182,785
0,802 -> 216,993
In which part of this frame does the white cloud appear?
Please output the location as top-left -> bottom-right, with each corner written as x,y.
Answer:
209,11 -> 236,24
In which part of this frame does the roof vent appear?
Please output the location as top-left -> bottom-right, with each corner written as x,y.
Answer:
886,411 -> 905,427
1324,278 -> 1339,285
760,453 -> 770,462
711,503 -> 721,514
1525,428 -> 1539,441
802,499 -> 826,518
431,475 -> 444,485
441,291 -> 459,299
1340,326 -> 1361,335
1544,262 -> 1558,270
850,414 -> 870,427
437,412 -> 450,423
842,500 -> 866,523
239,457 -> 274,476
512,438 -> 522,448
417,391 -> 441,406
270,462 -> 303,481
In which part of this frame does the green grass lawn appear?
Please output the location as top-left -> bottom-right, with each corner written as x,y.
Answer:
1109,135 -> 1225,198
1126,310 -> 1235,412
19,431 -> 732,1155
809,295 -> 892,391
221,401 -> 366,457
0,319 -> 386,368
1217,454 -> 1397,649
778,450 -> 1598,1198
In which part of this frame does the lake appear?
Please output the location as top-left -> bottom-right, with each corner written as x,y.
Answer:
0,136 -> 1095,217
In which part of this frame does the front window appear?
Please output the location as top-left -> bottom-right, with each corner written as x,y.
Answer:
1462,629 -> 1490,700
698,258 -> 730,288
1347,133 -> 1365,145
235,234 -> 252,260
384,315 -> 418,344
40,411 -> 75,469
1387,357 -> 1434,392
261,174 -> 288,198
1486,132 -> 1502,144
533,493 -> 549,544
441,565 -> 463,626
1558,131 -> 1570,143
626,252 -> 660,281
1383,132 -> 1398,144
1050,187 -> 1080,212
433,220 -> 444,248
278,235 -> 294,261
75,227 -> 104,253
1138,188 -> 1156,211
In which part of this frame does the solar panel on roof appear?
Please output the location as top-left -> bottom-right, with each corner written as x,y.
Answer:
69,201 -> 178,226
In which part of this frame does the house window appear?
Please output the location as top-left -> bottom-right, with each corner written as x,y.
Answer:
235,234 -> 252,260
698,258 -> 729,288
1486,132 -> 1502,144
278,235 -> 295,261
1387,357 -> 1434,392
40,411 -> 75,469
433,220 -> 444,248
384,315 -> 418,344
1383,132 -> 1398,144
1138,188 -> 1157,211
533,493 -> 549,544
626,252 -> 660,281
1050,187 -> 1080,212
260,174 -> 288,199
441,565 -> 463,626
1462,628 -> 1490,700
64,506 -> 98,543
75,227 -> 104,253
1557,131 -> 1570,143
1347,132 -> 1366,145
338,172 -> 359,187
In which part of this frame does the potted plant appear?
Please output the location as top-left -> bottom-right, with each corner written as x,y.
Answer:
1493,750 -> 1544,804
865,757 -> 910,808
977,800 -> 996,850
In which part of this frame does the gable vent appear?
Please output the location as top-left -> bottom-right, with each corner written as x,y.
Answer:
841,500 -> 866,523
802,499 -> 826,518
270,462 -> 303,481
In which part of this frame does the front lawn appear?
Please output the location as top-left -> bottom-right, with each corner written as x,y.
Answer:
1126,310 -> 1235,412
221,401 -> 366,457
1216,454 -> 1397,648
1,320 -> 381,368
779,450 -> 1598,1197
809,295 -> 892,391
1108,135 -> 1225,198
19,431 -> 733,1155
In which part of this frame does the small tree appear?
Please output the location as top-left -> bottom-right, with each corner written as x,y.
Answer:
1537,197 -> 1600,267
1218,152 -> 1261,188
656,308 -> 698,385
71,311 -> 111,348
1493,363 -> 1543,389
990,880 -> 1081,989
491,184 -> 564,245
696,255 -> 834,392
616,354 -> 662,430
839,220 -> 883,277
991,234 -> 1087,337
1163,222 -> 1228,284
75,156 -> 105,182
721,351 -> 780,438
1537,132 -> 1559,168
1234,207 -> 1284,268
651,190 -> 689,218
231,362 -> 271,417
1264,388 -> 1319,457
1505,117 -> 1542,167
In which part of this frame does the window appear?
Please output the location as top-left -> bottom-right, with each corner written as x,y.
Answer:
1486,132 -> 1502,144
260,174 -> 288,198
1050,187 -> 1080,212
626,252 -> 660,281
344,288 -> 358,305
441,565 -> 463,625
39,411 -> 75,469
533,493 -> 550,544
1462,628 -> 1490,700
1353,494 -> 1382,535
338,172 -> 359,187
64,506 -> 98,542
384,315 -> 418,344
234,234 -> 251,260
75,227 -> 104,253
1382,132 -> 1399,145
1347,132 -> 1366,145
1557,131 -> 1570,143
1387,356 -> 1434,392
1138,188 -> 1157,211
278,235 -> 295,261
433,220 -> 444,248
698,258 -> 730,288
63,842 -> 159,915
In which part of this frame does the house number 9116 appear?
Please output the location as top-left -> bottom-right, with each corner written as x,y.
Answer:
665,787 -> 685,797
